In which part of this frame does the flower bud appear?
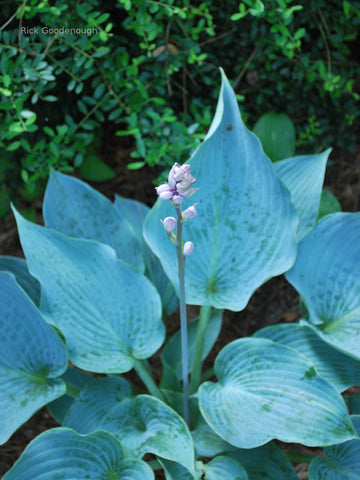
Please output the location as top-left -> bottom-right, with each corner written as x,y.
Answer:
183,241 -> 194,257
182,205 -> 197,221
163,216 -> 176,233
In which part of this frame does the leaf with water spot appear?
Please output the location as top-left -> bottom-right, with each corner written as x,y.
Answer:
286,212 -> 360,360
0,272 -> 67,444
2,428 -> 154,480
199,337 -> 356,448
144,69 -> 297,310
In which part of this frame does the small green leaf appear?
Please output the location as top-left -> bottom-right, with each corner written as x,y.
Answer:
317,189 -> 342,220
78,156 -> 116,181
253,112 -> 296,162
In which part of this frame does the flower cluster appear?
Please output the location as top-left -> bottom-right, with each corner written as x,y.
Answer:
156,163 -> 197,259
156,163 -> 197,205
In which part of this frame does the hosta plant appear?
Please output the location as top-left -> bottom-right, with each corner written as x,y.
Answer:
1,70 -> 360,480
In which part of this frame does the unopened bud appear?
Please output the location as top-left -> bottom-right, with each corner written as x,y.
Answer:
182,205 -> 197,221
183,241 -> 194,258
162,216 -> 176,233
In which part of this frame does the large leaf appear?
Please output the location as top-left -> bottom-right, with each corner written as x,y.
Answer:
2,428 -> 154,480
308,416 -> 360,480
199,337 -> 356,449
0,255 -> 40,305
43,170 -> 144,272
274,150 -> 330,240
227,442 -> 299,480
64,376 -> 196,475
14,209 -> 164,373
0,273 -> 67,444
286,212 -> 360,360
254,323 -> 360,392
144,69 -> 297,310
114,195 -> 178,314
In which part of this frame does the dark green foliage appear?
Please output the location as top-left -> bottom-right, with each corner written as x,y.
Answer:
0,0 -> 359,216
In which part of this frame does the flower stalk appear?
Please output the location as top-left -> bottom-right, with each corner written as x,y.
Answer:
156,162 -> 198,426
175,205 -> 190,425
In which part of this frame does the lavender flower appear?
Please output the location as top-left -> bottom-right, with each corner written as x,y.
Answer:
156,163 -> 197,205
183,241 -> 194,258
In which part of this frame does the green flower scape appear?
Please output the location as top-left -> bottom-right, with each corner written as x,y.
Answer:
1,70 -> 360,480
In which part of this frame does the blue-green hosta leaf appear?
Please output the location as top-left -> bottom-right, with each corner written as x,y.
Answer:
2,428 -> 154,480
0,256 -> 40,305
160,456 -> 248,480
254,323 -> 360,392
0,273 -> 67,444
64,376 -> 195,475
114,195 -> 178,315
201,456 -> 248,480
14,209 -> 164,373
308,416 -> 360,480
199,337 -> 356,449
47,367 -> 94,423
159,459 -> 197,480
161,308 -> 222,383
274,150 -> 330,240
144,69 -> 297,310
286,213 -> 360,360
192,416 -> 236,458
227,442 -> 299,480
43,170 -> 144,272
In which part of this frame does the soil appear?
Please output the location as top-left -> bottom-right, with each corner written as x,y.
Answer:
0,133 -> 359,478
